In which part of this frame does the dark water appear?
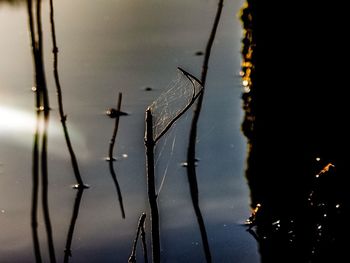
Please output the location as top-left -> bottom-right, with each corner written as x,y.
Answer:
0,0 -> 259,262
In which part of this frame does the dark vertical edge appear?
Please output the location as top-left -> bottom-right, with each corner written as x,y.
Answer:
145,109 -> 160,263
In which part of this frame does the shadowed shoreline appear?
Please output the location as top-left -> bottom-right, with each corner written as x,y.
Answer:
241,1 -> 350,262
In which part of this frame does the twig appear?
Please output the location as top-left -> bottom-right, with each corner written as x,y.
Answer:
49,0 -> 87,188
107,92 -> 126,218
145,109 -> 160,263
27,0 -> 56,262
140,219 -> 148,263
185,1 -> 224,262
145,69 -> 203,262
128,213 -> 148,263
36,0 -> 50,115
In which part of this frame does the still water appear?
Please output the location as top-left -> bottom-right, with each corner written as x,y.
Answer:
0,0 -> 259,262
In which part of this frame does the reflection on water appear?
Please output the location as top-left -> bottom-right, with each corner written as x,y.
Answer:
27,0 -> 56,261
0,0 -> 258,262
185,0 -> 224,261
64,187 -> 84,263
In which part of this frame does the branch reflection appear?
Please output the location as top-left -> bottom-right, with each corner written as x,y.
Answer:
64,188 -> 85,263
27,0 -> 56,262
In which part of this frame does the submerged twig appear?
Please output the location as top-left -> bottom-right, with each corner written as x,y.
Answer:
185,1 -> 224,262
107,92 -> 126,218
49,0 -> 87,188
128,213 -> 148,263
63,188 -> 85,263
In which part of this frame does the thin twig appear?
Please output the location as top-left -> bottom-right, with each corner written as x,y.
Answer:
108,92 -> 126,218
36,0 -> 50,115
128,213 -> 148,263
145,109 -> 160,263
187,0 -> 224,163
145,68 -> 204,262
140,220 -> 148,263
49,0 -> 87,188
185,1 -> 224,262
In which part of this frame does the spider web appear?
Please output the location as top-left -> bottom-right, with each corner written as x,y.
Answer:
149,67 -> 203,142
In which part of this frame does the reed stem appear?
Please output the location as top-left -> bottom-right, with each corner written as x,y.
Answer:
108,92 -> 126,218
145,109 -> 160,263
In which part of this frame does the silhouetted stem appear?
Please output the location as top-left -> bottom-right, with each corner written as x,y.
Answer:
27,0 -> 41,108
186,1 -> 224,262
128,213 -> 148,263
64,188 -> 84,263
145,109 -> 160,263
49,0 -> 86,188
108,93 -> 126,218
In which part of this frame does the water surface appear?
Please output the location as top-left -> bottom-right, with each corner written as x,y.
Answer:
0,0 -> 259,262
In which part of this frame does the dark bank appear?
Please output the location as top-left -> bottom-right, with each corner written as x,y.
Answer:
241,1 -> 349,262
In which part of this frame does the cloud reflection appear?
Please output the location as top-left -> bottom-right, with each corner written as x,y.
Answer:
0,106 -> 88,157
